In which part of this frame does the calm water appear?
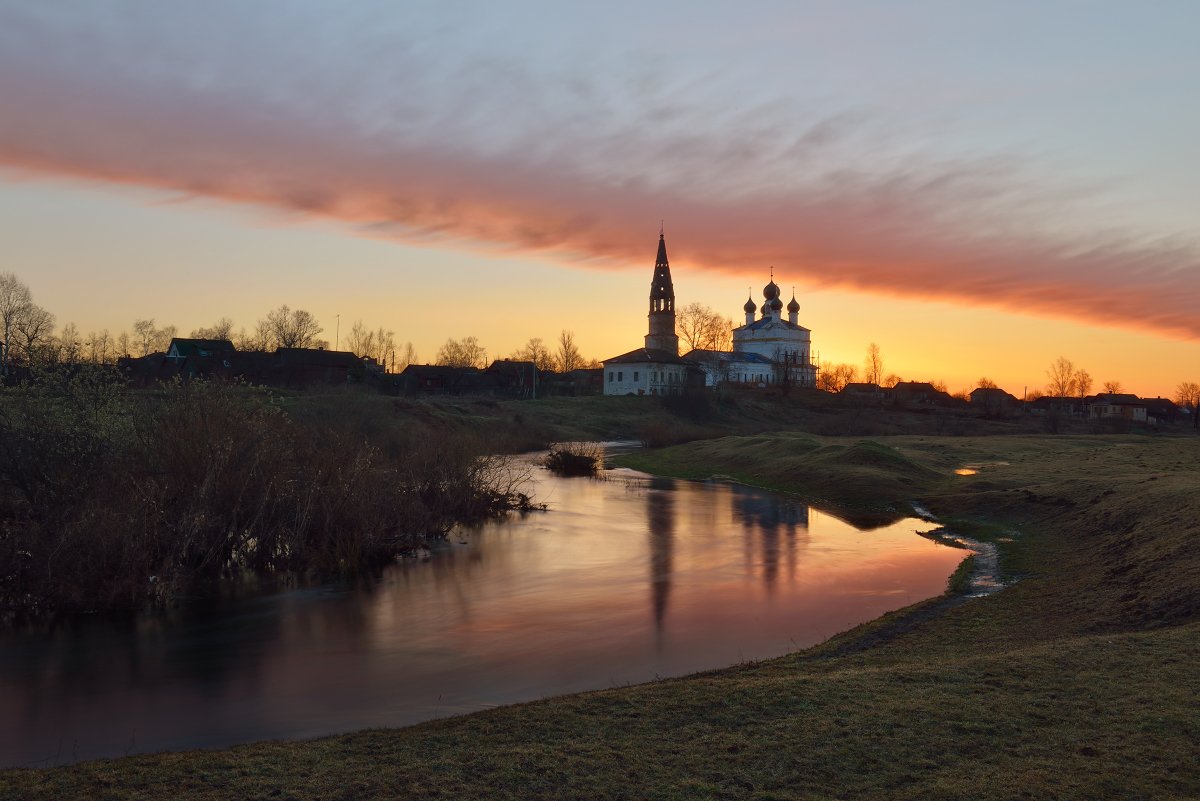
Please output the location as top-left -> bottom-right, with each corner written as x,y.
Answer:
0,449 -> 963,767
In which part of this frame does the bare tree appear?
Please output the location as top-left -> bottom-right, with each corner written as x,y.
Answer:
817,362 -> 858,392
116,331 -> 132,359
555,330 -> 584,372
191,317 -> 235,340
153,324 -> 177,354
510,337 -> 555,370
263,305 -> 322,349
58,322 -> 82,364
394,342 -> 418,372
1102,380 -> 1123,394
863,342 -> 884,384
436,336 -> 488,369
677,303 -> 733,352
12,304 -> 55,365
977,377 -> 998,389
133,319 -> 157,356
1176,382 -> 1200,410
86,329 -> 112,364
882,373 -> 901,388
1046,356 -> 1077,397
235,320 -> 273,352
346,320 -> 377,360
1073,369 -> 1093,398
0,273 -> 33,371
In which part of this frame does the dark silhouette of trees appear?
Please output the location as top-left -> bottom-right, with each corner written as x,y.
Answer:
863,343 -> 884,384
263,305 -> 322,349
677,303 -> 732,351
510,337 -> 555,370
345,320 -> 397,364
1177,382 -> 1200,430
817,362 -> 857,392
191,318 -> 235,341
436,336 -> 488,368
1103,380 -> 1123,394
1046,356 -> 1091,397
555,330 -> 584,372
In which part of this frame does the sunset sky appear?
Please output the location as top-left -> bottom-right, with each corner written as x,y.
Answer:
2,1 -> 1198,396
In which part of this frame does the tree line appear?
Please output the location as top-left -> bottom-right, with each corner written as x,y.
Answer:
435,330 -> 599,372
814,340 -> 1200,413
0,272 -> 421,372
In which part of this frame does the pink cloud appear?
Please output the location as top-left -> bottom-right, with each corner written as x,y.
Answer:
1,10 -> 1198,340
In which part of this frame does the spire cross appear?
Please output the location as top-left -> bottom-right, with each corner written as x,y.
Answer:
659,219 -> 664,237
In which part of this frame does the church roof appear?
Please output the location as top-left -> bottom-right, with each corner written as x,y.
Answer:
649,234 -> 674,301
682,349 -> 775,365
735,317 -> 810,333
603,347 -> 692,365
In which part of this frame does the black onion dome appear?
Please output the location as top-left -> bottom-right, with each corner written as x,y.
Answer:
769,296 -> 784,312
763,280 -> 780,301
744,295 -> 757,313
787,293 -> 800,313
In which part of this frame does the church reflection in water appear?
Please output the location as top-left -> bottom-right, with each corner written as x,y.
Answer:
642,477 -> 812,630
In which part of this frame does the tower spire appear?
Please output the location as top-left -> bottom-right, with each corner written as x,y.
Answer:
646,230 -> 679,355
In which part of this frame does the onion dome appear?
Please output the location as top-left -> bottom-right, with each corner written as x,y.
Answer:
787,292 -> 800,314
769,296 -> 783,312
762,280 -> 780,301
744,294 -> 757,313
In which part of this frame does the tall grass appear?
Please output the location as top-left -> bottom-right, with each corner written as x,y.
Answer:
0,370 -> 532,618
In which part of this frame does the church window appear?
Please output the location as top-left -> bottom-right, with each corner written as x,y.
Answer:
618,371 -> 623,381
608,371 -> 613,382
633,371 -> 639,381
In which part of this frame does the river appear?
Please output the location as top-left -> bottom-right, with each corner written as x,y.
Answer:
0,446 -> 963,767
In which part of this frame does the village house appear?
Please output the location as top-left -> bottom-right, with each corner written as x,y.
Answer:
890,381 -> 958,409
1088,393 -> 1148,423
970,386 -> 1022,416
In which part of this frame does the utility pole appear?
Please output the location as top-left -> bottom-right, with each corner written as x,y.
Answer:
335,314 -> 340,351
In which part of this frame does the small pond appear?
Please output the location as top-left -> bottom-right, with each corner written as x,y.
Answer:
0,446 -> 963,767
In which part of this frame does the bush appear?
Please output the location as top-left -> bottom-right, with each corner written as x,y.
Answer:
542,442 -> 602,476
0,370 -> 533,618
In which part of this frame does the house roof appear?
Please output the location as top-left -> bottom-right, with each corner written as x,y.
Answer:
401,364 -> 481,378
969,387 -> 1019,402
602,348 -> 693,366
842,382 -> 884,393
167,338 -> 235,358
274,348 -> 362,368
682,349 -> 775,365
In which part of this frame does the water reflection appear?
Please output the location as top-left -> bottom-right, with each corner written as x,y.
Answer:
0,449 -> 962,767
646,478 -> 675,633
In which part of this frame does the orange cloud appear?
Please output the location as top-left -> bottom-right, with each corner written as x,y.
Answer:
1,14 -> 1198,340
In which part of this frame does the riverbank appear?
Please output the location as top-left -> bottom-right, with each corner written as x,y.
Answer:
3,433 -> 1198,799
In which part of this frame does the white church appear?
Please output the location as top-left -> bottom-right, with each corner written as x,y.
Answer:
602,234 -> 817,395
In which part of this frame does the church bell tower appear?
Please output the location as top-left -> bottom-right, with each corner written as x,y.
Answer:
645,233 -> 679,355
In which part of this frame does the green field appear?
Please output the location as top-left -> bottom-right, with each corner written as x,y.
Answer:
3,426 -> 1198,800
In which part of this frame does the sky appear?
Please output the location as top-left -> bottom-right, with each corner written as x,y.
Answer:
1,1 -> 1198,396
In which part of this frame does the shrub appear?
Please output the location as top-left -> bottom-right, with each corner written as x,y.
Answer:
542,442 -> 603,476
0,370 -> 533,618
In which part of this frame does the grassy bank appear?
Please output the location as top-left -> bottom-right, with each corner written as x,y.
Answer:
4,431 -> 1199,799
